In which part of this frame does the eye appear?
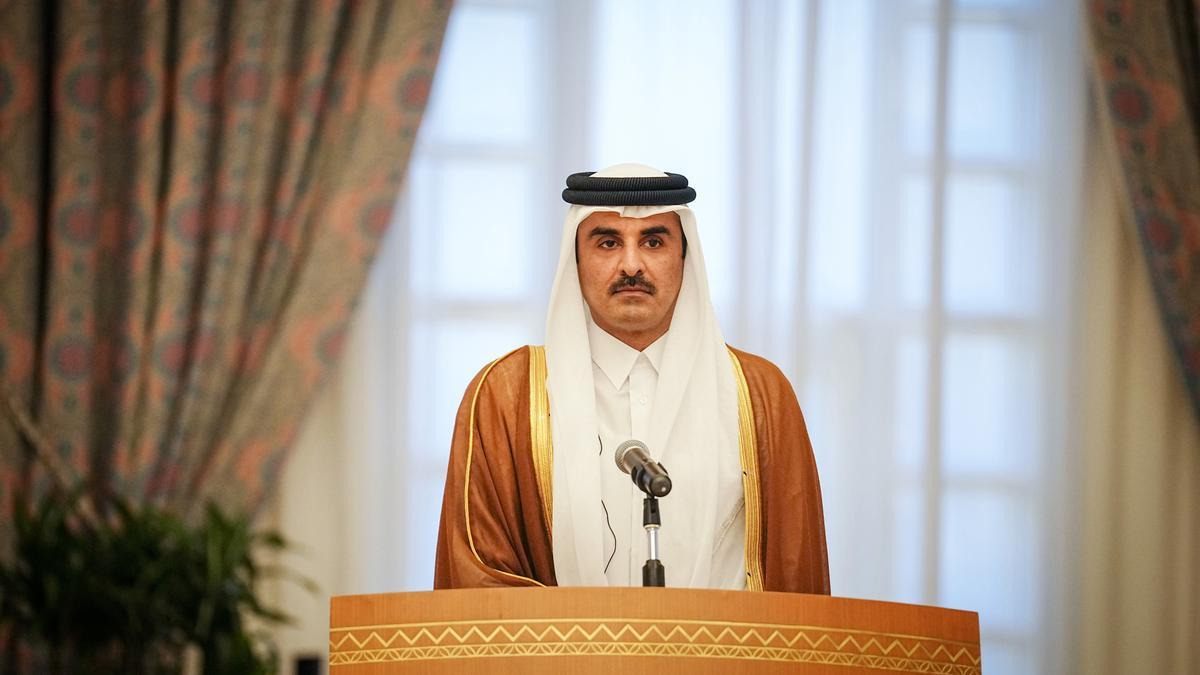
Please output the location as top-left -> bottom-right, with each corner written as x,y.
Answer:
598,239 -> 619,249
643,237 -> 664,249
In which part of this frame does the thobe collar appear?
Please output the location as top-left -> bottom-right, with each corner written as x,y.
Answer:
586,317 -> 667,389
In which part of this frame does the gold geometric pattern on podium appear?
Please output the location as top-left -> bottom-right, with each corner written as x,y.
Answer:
329,619 -> 982,674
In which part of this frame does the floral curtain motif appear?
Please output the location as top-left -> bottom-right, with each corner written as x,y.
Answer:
1088,0 -> 1200,424
0,0 -> 453,519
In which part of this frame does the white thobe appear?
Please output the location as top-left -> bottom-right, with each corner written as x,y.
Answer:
587,319 -> 746,588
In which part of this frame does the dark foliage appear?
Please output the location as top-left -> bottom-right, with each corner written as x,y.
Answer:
0,489 -> 313,674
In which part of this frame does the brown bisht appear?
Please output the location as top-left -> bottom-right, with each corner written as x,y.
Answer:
434,346 -> 830,594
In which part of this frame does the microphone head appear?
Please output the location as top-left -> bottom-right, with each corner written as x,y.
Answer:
615,440 -> 673,497
614,439 -> 646,474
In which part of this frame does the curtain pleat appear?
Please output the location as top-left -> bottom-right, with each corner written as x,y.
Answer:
1074,123 -> 1200,675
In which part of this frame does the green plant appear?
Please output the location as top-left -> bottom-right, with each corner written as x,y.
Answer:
0,488 -> 311,674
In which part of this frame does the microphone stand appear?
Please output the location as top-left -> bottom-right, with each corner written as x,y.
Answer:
642,496 -> 665,587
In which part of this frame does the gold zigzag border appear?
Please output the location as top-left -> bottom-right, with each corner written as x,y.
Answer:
329,620 -> 981,674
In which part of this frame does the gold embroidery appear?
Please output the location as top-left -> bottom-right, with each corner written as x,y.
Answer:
329,619 -> 981,673
528,346 -> 553,534
465,349 -> 545,587
728,348 -> 764,592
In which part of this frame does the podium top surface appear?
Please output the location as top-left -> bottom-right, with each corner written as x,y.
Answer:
330,587 -> 981,674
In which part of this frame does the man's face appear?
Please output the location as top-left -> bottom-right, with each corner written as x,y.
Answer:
576,210 -> 685,349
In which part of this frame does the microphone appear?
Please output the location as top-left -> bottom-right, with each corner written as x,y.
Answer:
614,440 -> 672,497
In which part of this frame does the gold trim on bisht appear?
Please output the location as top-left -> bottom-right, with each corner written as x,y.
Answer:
329,618 -> 981,673
728,348 -> 765,592
465,350 -> 545,587
528,346 -> 554,534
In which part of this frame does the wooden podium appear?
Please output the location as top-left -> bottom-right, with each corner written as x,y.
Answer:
330,588 -> 981,674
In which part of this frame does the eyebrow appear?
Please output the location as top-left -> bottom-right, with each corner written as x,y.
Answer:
586,225 -> 674,238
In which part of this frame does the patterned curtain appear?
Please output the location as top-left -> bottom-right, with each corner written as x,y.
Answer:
0,0 -> 452,517
1088,0 -> 1200,424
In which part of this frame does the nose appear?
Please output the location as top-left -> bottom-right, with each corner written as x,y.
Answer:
618,241 -> 644,277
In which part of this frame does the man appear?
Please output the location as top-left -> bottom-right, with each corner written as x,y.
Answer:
434,164 -> 828,593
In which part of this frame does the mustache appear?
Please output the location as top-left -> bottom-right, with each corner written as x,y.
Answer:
609,272 -> 656,295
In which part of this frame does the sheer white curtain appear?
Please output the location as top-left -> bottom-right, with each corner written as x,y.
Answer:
1070,112 -> 1200,675
273,1 -> 1087,672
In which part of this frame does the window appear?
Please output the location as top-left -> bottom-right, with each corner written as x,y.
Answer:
347,2 -> 1083,672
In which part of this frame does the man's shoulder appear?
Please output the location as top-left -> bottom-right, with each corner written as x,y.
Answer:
456,346 -> 535,415
726,345 -> 788,381
469,345 -> 534,389
726,345 -> 798,397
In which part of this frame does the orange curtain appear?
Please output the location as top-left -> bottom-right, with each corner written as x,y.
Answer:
0,0 -> 452,517
1087,0 -> 1200,424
